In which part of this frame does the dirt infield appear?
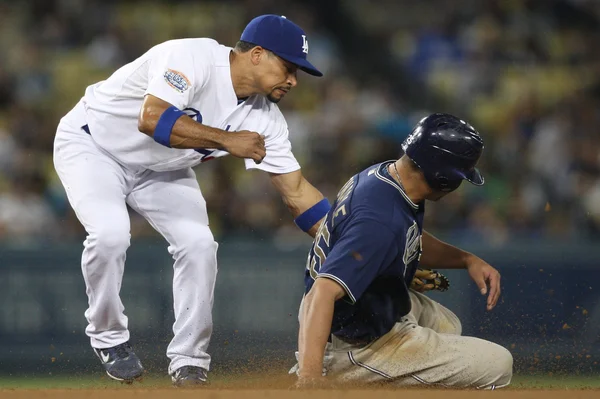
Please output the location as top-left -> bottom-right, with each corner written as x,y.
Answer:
2,371 -> 599,398
1,390 -> 600,399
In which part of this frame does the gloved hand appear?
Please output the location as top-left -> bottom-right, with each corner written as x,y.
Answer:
410,268 -> 450,293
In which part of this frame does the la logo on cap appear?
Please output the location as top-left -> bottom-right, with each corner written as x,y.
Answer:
281,15 -> 308,54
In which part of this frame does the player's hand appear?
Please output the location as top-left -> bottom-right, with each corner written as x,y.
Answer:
292,376 -> 331,390
410,268 -> 450,293
222,130 -> 266,164
466,256 -> 501,311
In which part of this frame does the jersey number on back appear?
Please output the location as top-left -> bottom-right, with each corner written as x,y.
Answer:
306,176 -> 356,279
307,221 -> 331,279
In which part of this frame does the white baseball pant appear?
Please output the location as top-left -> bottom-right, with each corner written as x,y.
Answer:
53,112 -> 218,375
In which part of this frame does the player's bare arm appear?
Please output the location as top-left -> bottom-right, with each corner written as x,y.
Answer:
420,230 -> 501,310
269,170 -> 327,237
297,277 -> 345,385
419,230 -> 474,269
139,94 -> 266,163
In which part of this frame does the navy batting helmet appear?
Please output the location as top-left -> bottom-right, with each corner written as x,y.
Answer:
402,113 -> 485,192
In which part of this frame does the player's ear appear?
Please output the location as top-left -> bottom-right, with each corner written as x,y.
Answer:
249,46 -> 265,66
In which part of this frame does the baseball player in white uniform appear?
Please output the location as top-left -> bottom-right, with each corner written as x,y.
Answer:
53,14 -> 330,386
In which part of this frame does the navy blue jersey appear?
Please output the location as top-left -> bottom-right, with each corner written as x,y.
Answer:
304,161 -> 425,344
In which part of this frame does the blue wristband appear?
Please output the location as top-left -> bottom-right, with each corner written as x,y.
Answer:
295,199 -> 331,232
154,106 -> 186,147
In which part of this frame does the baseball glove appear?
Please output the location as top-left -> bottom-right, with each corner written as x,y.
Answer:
410,268 -> 450,293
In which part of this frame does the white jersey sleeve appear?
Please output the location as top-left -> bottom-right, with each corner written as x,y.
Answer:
244,118 -> 300,174
145,44 -> 203,110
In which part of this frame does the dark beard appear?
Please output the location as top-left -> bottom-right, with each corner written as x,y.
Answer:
267,92 -> 281,103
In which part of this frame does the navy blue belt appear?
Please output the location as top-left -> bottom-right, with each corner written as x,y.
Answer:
82,124 -> 91,135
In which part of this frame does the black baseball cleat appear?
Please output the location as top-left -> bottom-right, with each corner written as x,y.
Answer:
171,366 -> 208,387
93,341 -> 144,382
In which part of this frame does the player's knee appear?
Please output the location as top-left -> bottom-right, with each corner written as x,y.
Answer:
87,225 -> 131,255
472,344 -> 513,389
171,226 -> 217,261
489,346 -> 513,388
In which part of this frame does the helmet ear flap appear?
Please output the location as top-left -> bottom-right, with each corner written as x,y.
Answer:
436,174 -> 449,190
427,171 -> 462,192
421,170 -> 447,191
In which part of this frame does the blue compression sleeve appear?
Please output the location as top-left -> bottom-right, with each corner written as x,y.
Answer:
154,106 -> 186,147
294,198 -> 331,232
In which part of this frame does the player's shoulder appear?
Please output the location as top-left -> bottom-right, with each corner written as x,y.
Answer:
150,38 -> 228,63
354,162 -> 398,202
153,38 -> 220,50
351,161 -> 419,232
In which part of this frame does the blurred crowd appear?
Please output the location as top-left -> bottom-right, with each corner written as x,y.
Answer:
0,0 -> 598,246
345,0 -> 600,243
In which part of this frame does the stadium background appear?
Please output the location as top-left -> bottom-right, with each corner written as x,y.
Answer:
1,0 -> 600,387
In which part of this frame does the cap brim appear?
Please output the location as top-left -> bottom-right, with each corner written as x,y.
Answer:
273,51 -> 323,77
465,167 -> 484,186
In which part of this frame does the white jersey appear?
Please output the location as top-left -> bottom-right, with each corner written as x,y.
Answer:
66,38 -> 300,174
